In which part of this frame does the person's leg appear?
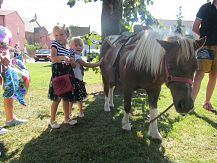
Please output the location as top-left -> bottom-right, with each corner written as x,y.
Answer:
203,45 -> 217,110
62,100 -> 70,122
78,101 -> 84,117
205,71 -> 217,102
63,100 -> 77,125
49,100 -> 61,129
4,98 -> 14,121
50,100 -> 60,123
4,98 -> 28,126
192,70 -> 205,101
69,101 -> 74,118
202,71 -> 217,111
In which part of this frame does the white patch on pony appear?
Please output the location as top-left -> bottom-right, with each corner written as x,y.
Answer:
109,86 -> 115,107
148,108 -> 162,140
122,111 -> 131,130
104,96 -> 110,112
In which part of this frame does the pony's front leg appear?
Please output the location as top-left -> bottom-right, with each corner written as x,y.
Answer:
146,88 -> 162,141
148,108 -> 162,140
122,90 -> 133,130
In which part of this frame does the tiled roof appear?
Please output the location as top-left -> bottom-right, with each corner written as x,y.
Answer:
0,10 -> 15,15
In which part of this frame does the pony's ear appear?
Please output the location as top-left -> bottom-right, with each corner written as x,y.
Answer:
157,40 -> 177,51
194,36 -> 206,50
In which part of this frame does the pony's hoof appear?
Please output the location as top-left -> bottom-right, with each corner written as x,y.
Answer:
149,137 -> 162,144
122,123 -> 132,131
104,107 -> 111,112
109,104 -> 114,108
149,135 -> 162,141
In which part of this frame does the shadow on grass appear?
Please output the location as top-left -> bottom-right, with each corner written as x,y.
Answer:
193,112 -> 217,129
43,64 -> 52,67
0,141 -> 20,162
7,91 -> 175,162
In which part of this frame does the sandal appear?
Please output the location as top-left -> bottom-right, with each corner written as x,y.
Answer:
203,101 -> 215,111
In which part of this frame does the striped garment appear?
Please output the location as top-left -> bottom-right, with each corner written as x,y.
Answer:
51,40 -> 75,57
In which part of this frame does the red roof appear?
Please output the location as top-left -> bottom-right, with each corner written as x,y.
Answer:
0,10 -> 16,15
0,10 -> 24,24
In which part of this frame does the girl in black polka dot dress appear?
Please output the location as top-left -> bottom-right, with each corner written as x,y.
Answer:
69,37 -> 103,118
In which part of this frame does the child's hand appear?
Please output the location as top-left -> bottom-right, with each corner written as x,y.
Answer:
64,56 -> 71,65
94,57 -> 103,67
98,57 -> 103,65
70,57 -> 76,68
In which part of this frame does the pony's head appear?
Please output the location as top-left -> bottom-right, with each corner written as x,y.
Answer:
0,25 -> 12,51
157,36 -> 206,114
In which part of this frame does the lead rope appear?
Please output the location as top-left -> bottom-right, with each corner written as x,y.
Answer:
149,103 -> 174,123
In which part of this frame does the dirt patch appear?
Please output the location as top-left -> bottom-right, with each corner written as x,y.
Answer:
86,83 -> 103,94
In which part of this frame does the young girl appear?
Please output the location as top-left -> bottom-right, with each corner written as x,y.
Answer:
69,37 -> 103,118
48,25 -> 77,129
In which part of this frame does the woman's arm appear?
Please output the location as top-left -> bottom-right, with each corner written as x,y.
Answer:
50,47 -> 71,64
192,18 -> 201,36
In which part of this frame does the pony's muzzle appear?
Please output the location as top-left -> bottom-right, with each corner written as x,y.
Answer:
175,99 -> 194,114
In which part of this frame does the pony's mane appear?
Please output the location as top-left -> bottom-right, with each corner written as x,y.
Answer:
175,37 -> 195,64
127,30 -> 195,75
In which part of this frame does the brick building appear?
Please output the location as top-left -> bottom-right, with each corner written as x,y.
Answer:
0,10 -> 25,49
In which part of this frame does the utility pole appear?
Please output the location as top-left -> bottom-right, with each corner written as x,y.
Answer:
89,25 -> 90,54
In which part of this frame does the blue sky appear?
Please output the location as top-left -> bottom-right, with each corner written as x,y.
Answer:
2,0 -> 207,33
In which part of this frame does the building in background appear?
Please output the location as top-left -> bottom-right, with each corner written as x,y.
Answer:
157,19 -> 196,37
23,17 -> 51,48
0,10 -> 25,49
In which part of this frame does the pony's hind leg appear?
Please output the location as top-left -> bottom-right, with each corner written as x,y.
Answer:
104,86 -> 115,111
122,90 -> 133,130
102,74 -> 110,112
104,96 -> 110,112
109,86 -> 115,108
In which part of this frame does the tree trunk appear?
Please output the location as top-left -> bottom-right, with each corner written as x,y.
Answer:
101,0 -> 123,40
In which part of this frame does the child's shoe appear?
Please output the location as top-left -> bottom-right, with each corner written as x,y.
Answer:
79,112 -> 84,118
64,119 -> 77,126
0,126 -> 8,134
203,101 -> 215,111
49,121 -> 60,129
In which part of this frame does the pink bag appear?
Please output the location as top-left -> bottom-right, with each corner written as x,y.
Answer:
52,74 -> 73,96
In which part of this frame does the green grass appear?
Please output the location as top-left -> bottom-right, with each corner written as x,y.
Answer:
0,63 -> 216,162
